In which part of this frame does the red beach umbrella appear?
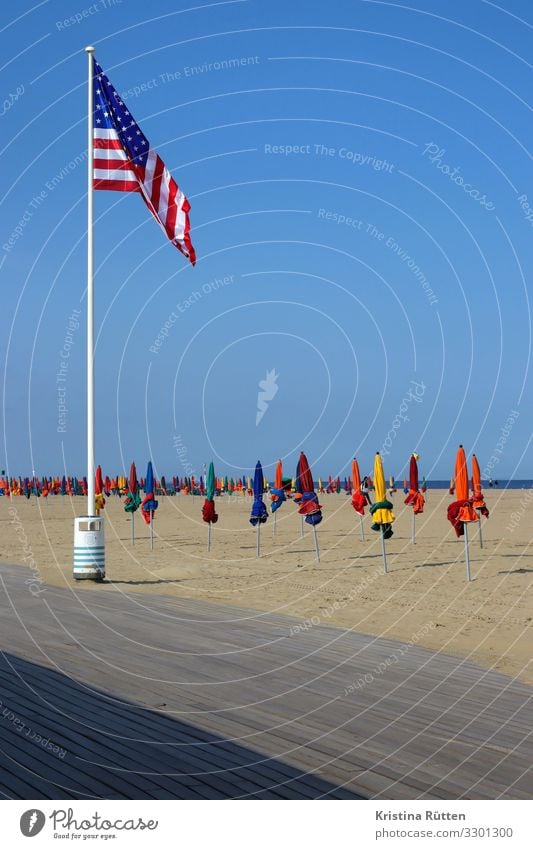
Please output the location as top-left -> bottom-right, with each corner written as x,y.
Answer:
94,465 -> 105,514
404,452 -> 425,544
404,453 -> 425,514
297,452 -> 322,561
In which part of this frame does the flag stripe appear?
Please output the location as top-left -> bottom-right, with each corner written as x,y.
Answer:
94,179 -> 140,192
94,167 -> 138,180
165,176 -> 178,240
94,138 -> 125,151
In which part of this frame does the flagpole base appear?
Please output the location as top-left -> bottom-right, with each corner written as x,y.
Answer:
73,515 -> 105,580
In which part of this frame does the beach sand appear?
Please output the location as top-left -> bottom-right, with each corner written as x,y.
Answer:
1,488 -> 532,683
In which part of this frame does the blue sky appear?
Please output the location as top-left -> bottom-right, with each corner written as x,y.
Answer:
1,0 -> 532,482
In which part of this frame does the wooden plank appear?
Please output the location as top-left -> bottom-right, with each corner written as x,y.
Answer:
0,561 -> 531,800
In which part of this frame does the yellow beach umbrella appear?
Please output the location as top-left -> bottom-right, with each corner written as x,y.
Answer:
371,452 -> 394,525
370,452 -> 395,573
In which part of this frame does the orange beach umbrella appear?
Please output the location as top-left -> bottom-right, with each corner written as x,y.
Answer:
447,445 -> 478,581
351,458 -> 366,517
472,455 -> 489,515
472,453 -> 489,549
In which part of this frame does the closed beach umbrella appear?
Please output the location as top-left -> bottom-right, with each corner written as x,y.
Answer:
351,457 -> 366,540
270,459 -> 286,537
94,465 -> 105,515
447,445 -> 479,580
297,452 -> 322,561
293,455 -> 305,536
202,461 -> 218,550
472,454 -> 489,549
369,452 -> 395,573
404,452 -> 425,543
141,461 -> 159,549
250,461 -> 268,556
351,458 -> 366,512
124,462 -> 141,544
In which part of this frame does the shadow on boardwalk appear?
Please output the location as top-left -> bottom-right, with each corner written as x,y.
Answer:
0,652 -> 359,800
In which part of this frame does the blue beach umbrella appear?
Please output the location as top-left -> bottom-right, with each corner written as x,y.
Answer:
250,462 -> 268,525
141,461 -> 158,549
250,461 -> 268,557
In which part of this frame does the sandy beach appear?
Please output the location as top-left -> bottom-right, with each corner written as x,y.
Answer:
2,488 -> 532,684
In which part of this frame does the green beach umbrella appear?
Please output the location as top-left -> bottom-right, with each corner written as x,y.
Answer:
202,461 -> 218,551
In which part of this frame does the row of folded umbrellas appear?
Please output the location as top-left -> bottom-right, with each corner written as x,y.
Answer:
1,447 -> 488,578
131,448 -> 488,575
0,447 -> 487,537
0,471 -> 426,499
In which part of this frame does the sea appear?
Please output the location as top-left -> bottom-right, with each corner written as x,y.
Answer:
416,480 -> 533,490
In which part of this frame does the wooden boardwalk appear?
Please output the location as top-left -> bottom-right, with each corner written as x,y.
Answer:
0,562 -> 531,799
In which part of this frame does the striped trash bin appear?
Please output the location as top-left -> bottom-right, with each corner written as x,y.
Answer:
73,516 -> 105,580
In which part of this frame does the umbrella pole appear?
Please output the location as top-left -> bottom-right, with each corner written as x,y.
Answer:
359,514 -> 365,541
150,512 -> 154,550
412,513 -> 416,544
300,516 -> 304,538
207,522 -> 211,552
476,510 -> 484,549
381,527 -> 388,574
256,523 -> 260,558
131,511 -> 135,545
273,511 -> 276,537
464,523 -> 471,581
313,525 -> 320,563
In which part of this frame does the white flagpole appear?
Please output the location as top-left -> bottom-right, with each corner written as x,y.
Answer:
73,46 -> 105,581
86,45 -> 95,519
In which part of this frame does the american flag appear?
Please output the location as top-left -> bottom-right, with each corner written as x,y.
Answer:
92,57 -> 195,264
